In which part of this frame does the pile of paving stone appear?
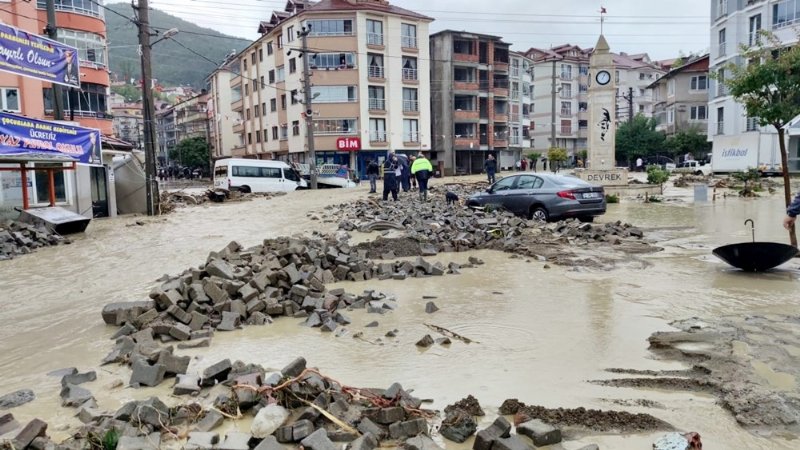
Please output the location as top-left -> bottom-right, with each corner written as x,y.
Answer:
1,357 -> 600,450
0,220 -> 68,261
544,219 -> 644,245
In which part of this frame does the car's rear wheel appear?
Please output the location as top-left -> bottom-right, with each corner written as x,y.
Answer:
239,185 -> 251,194
695,170 -> 703,176
529,206 -> 548,222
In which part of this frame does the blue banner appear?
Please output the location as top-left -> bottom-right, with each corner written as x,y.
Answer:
0,22 -> 80,88
0,112 -> 101,163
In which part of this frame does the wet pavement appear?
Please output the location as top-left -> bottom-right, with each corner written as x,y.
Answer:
1,183 -> 798,449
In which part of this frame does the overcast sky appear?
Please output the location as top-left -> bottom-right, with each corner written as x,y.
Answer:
147,0 -> 710,60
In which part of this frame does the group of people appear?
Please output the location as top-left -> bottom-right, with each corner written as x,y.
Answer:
365,153 -> 434,202
514,157 -> 548,173
158,166 -> 201,181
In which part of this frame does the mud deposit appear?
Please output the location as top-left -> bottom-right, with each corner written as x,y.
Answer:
605,316 -> 800,435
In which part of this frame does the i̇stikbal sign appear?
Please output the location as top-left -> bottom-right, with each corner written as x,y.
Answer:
0,22 -> 80,88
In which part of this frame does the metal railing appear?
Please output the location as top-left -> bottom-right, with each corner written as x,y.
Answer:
560,72 -> 573,80
404,132 -> 420,142
368,98 -> 386,110
718,42 -> 727,57
370,131 -> 387,142
367,33 -> 384,46
716,121 -> 725,135
368,66 -> 385,78
402,36 -> 418,48
402,68 -> 418,81
403,100 -> 419,112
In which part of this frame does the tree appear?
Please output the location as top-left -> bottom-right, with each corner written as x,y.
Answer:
169,137 -> 209,169
664,127 -> 711,159
527,151 -> 541,162
646,165 -> 670,194
721,32 -> 800,246
546,147 -> 568,172
615,114 -> 666,162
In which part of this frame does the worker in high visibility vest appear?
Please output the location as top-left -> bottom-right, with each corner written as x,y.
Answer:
410,152 -> 433,202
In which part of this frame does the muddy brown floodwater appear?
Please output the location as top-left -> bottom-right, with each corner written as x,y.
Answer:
1,185 -> 799,449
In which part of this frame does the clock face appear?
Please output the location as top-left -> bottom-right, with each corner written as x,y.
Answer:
596,70 -> 611,85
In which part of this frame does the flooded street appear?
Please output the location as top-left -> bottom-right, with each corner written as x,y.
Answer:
1,184 -> 799,449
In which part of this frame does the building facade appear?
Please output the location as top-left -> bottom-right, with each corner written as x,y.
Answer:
156,93 -> 209,167
613,52 -> 665,121
508,52 -> 534,163
649,55 -> 710,137
224,0 -> 432,177
207,59 -> 240,161
708,0 -> 800,170
430,30 -> 513,175
112,101 -> 145,150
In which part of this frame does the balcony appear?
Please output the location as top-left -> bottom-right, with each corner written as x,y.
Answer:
493,88 -> 509,97
455,109 -> 480,120
493,61 -> 509,72
494,113 -> 508,123
511,67 -> 520,78
493,139 -> 508,147
716,121 -> 724,135
369,131 -> 387,142
402,68 -> 418,82
454,52 -> 479,63
404,132 -> 420,143
454,137 -> 479,148
402,35 -> 418,49
454,81 -> 479,91
510,136 -> 521,145
367,33 -> 384,47
403,100 -> 419,113
369,98 -> 386,111
716,85 -> 728,97
718,42 -> 727,57
368,66 -> 385,79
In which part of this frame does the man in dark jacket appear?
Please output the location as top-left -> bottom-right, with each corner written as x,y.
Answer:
366,159 -> 380,193
484,154 -> 497,184
398,155 -> 411,192
784,191 -> 800,230
382,153 -> 400,201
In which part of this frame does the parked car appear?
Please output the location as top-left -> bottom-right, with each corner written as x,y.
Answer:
466,173 -> 606,222
644,156 -> 676,171
673,160 -> 712,176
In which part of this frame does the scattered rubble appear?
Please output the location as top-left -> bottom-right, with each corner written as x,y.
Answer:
0,220 -> 69,261
0,390 -> 35,409
159,190 -> 287,214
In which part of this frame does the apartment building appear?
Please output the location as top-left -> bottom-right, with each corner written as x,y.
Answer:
112,101 -> 145,150
649,55 -> 710,137
709,0 -> 800,170
224,0 -> 432,176
207,58 -> 240,161
526,44 -> 591,156
509,52 -> 534,160
613,52 -> 665,121
156,93 -> 210,166
430,31 -> 513,175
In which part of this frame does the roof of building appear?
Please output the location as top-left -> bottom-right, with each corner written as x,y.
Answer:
613,52 -> 661,71
647,54 -> 709,88
102,135 -> 136,151
306,0 -> 433,21
430,29 -> 506,42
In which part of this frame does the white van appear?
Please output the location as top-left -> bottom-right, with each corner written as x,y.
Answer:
213,158 -> 307,193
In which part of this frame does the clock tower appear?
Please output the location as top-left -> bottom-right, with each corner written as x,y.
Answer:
577,34 -> 628,186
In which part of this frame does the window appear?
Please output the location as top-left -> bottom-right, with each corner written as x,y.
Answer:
290,89 -> 298,105
256,130 -> 261,143
246,108 -> 251,120
773,1 -> 800,29
33,164 -> 68,204
252,79 -> 258,91
717,0 -> 727,18
272,126 -> 279,140
560,83 -> 572,98
493,176 -> 516,192
251,52 -> 256,64
516,175 -> 543,190
247,132 -> 252,145
269,70 -> 275,84
403,88 -> 418,112
311,86 -> 357,103
289,58 -> 296,74
615,70 -> 619,83
716,69 -> 727,96
244,84 -> 249,96
369,118 -> 386,142
270,98 -> 277,112
690,105 -> 707,121
243,59 -> 247,71
280,94 -> 286,110
37,0 -> 102,17
668,79 -> 675,96
260,76 -> 265,88
262,103 -> 266,115
367,53 -> 384,78
232,166 -> 282,178
280,124 -> 288,140
287,26 -> 295,42
232,86 -> 242,102
578,119 -> 588,129
718,28 -> 727,57
0,87 -> 20,112
402,56 -> 418,81
368,86 -> 385,110
277,35 -> 283,49
314,119 -> 357,135
454,123 -> 475,138
403,119 -> 419,142
43,82 -> 107,117
276,66 -> 285,82
560,64 -> 572,80
716,107 -> 725,134
254,105 -> 259,117
578,102 -> 587,112
311,52 -> 356,69
306,19 -> 354,36
258,48 -> 263,62
560,120 -> 571,135
690,75 -> 707,91
292,120 -> 300,136
267,42 -> 273,55
746,117 -> 759,132
639,72 -> 646,80
749,14 -> 762,46
579,84 -> 588,93
522,104 -> 529,117
560,101 -> 571,116
454,67 -> 476,82
401,23 -> 417,48
367,19 -> 384,45
579,64 -> 589,76
263,129 -> 269,142
57,29 -> 107,66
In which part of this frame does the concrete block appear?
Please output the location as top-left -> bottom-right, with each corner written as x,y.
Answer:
195,410 -> 224,432
12,418 -> 47,450
0,389 -> 35,409
218,432 -> 252,450
492,436 -> 534,450
169,323 -> 192,341
129,360 -> 166,388
173,374 -> 201,395
185,431 -> 219,450
60,384 -> 94,407
301,429 -> 336,450
516,419 -> 561,447
201,359 -> 232,386
254,436 -> 283,450
102,301 -> 156,325
375,407 -> 405,425
403,435 -> 444,450
347,432 -> 378,450
206,259 -> 235,280
0,412 -> 20,435
116,434 -> 161,450
281,357 -> 306,377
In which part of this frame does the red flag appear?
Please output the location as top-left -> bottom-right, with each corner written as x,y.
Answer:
601,6 -> 607,13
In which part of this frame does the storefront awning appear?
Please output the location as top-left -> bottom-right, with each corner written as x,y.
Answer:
101,135 -> 135,151
0,152 -> 78,164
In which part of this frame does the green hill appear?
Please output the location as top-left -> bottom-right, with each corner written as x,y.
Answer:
105,3 -> 251,88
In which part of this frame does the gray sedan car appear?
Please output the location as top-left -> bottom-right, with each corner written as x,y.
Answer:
466,173 -> 606,221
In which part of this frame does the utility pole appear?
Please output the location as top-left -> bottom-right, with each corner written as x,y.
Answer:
622,86 -> 634,124
205,108 -> 213,177
45,0 -> 65,120
133,0 -> 159,215
299,26 -> 318,189
550,58 -> 557,150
